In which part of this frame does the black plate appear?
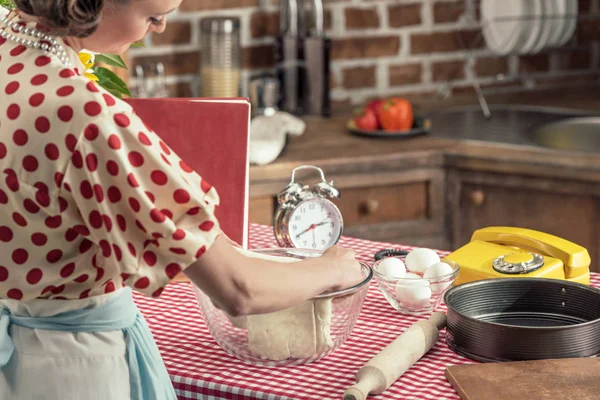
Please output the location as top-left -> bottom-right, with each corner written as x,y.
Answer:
444,278 -> 600,362
346,115 -> 431,138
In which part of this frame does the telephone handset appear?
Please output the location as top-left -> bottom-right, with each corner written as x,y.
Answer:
445,226 -> 591,285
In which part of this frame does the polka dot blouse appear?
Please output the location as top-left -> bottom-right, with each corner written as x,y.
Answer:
0,14 -> 221,301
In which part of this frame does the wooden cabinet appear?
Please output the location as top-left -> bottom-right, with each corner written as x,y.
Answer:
447,169 -> 600,271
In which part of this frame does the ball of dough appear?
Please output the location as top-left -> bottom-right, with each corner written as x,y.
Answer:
424,262 -> 455,293
405,248 -> 440,274
395,272 -> 431,309
378,257 -> 406,278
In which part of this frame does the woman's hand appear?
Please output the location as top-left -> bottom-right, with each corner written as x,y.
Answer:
321,245 -> 364,291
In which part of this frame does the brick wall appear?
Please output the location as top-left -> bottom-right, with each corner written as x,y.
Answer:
129,0 -> 600,109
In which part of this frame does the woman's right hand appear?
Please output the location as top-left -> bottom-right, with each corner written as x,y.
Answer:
320,245 -> 364,290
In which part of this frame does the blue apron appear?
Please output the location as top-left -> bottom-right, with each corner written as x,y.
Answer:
0,287 -> 176,400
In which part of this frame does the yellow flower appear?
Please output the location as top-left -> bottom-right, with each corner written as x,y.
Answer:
78,52 -> 99,82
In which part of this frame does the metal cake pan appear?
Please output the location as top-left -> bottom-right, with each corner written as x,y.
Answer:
443,278 -> 600,362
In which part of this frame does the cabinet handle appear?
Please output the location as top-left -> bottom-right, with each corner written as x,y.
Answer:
468,189 -> 485,207
359,198 -> 380,215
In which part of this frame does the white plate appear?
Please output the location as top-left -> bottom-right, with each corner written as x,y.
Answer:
532,0 -> 555,53
481,0 -> 526,55
546,0 -> 568,48
557,0 -> 578,46
519,0 -> 544,54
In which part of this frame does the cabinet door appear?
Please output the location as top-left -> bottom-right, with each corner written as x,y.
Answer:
448,170 -> 600,270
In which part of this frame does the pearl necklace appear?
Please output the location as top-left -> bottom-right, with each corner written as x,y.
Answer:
0,13 -> 72,66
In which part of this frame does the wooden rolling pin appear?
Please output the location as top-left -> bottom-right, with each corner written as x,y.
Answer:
343,312 -> 447,400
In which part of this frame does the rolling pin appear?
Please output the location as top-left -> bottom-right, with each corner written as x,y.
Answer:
343,311 -> 447,400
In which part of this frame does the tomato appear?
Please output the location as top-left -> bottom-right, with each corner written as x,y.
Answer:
366,99 -> 384,129
379,97 -> 414,132
353,107 -> 378,131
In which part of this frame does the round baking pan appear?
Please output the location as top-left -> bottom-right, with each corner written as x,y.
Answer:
443,278 -> 600,362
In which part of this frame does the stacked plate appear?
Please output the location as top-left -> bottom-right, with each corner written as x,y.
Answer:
482,0 -> 578,55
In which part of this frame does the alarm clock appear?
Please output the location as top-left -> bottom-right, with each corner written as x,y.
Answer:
274,165 -> 343,250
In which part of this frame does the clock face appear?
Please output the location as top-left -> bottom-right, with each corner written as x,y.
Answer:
287,198 -> 343,250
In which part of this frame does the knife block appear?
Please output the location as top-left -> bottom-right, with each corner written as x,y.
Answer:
304,36 -> 331,117
275,35 -> 305,115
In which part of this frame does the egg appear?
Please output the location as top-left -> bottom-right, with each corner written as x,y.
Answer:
377,257 -> 406,278
424,262 -> 455,293
395,272 -> 431,309
405,248 -> 440,274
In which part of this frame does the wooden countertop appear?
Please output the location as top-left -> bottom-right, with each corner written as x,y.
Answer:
249,87 -> 600,196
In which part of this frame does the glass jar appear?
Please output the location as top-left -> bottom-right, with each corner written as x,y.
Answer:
200,16 -> 241,98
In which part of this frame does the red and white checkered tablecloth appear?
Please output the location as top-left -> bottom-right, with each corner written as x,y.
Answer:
132,224 -> 600,400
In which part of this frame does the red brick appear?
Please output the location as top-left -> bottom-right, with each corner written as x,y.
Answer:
243,44 -> 275,69
577,19 -> 599,44
332,36 -> 400,60
342,66 -> 377,89
179,0 -> 258,11
555,49 -> 592,70
389,3 -> 422,28
432,60 -> 464,82
151,21 -> 192,46
130,51 -> 201,76
411,29 -> 481,54
167,82 -> 194,98
345,7 -> 380,30
519,54 -> 550,74
250,11 -> 279,38
389,63 -> 422,86
433,1 -> 464,24
474,57 -> 509,77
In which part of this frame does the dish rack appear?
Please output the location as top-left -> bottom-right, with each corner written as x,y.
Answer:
449,1 -> 597,119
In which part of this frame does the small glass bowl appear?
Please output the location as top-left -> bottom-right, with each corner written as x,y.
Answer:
372,256 -> 459,315
192,248 -> 373,367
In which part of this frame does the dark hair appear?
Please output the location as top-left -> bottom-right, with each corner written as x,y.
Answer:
14,0 -> 108,37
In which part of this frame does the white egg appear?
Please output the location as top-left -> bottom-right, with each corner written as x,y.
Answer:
378,257 -> 406,278
405,248 -> 440,274
395,272 -> 431,309
424,262 -> 455,294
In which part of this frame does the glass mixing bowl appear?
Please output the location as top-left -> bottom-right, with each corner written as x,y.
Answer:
192,248 -> 373,367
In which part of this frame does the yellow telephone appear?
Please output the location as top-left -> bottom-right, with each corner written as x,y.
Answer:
446,226 -> 591,286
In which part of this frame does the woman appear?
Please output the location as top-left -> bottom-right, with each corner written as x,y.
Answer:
0,1 -> 364,399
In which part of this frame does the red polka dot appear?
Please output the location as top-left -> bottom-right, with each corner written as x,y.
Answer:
95,268 -> 105,282
103,94 -> 116,106
129,197 -> 141,212
12,249 -> 28,264
165,263 -> 182,279
196,246 -> 207,258
173,229 -> 186,240
7,289 -> 23,300
35,184 -> 50,207
187,207 -> 200,216
113,244 -> 122,261
46,249 -> 63,263
179,161 -> 193,173
75,274 -> 88,283
150,209 -> 166,223
7,103 -> 20,120
45,215 -> 62,229
0,226 -> 13,242
80,181 -> 93,199
127,242 -> 136,256
0,266 -> 8,282
143,251 -> 157,266
84,101 -> 102,116
57,85 -> 75,97
151,170 -> 168,185
136,220 -> 147,233
64,228 -> 78,242
10,45 -> 26,56
35,56 -> 51,67
86,81 -> 99,93
26,268 -> 43,285
32,232 -> 47,246
105,281 -> 116,293
59,197 -> 68,212
107,186 -> 122,203
56,105 -> 73,122
199,221 -> 215,231
173,189 -> 190,204
117,215 -> 127,232
79,239 -> 93,254
108,135 -> 121,150
0,189 -> 6,204
5,81 -> 19,95
138,132 -> 151,146
161,154 -> 171,166
60,263 -> 75,278
51,285 -> 65,295
71,151 -> 83,168
5,171 -> 18,192
104,162 -> 118,178
65,134 -> 78,152
73,224 -> 90,236
169,248 -> 186,255
24,199 -> 40,214
201,179 -> 212,193
13,129 -> 28,146
100,240 -> 112,257
151,287 -> 164,298
160,141 -> 171,155
128,151 -> 144,167
145,191 -> 156,203
89,211 -> 103,229
79,289 -> 91,299
114,114 -> 130,127
85,153 -> 98,171
35,117 -> 50,133
0,143 -> 6,159
134,277 -> 150,289
23,156 -> 38,172
162,209 -> 174,219
127,173 -> 139,188
31,74 -> 48,86
8,63 -> 24,74
60,68 -> 76,78
94,184 -> 104,202
45,143 -> 60,160
12,212 -> 27,227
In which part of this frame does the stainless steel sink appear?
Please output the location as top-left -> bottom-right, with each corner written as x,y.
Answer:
427,104 -> 600,152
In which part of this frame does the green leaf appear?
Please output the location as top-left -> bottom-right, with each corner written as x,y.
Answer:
93,66 -> 131,96
130,41 -> 146,48
95,54 -> 127,70
99,77 -> 131,98
0,0 -> 15,9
